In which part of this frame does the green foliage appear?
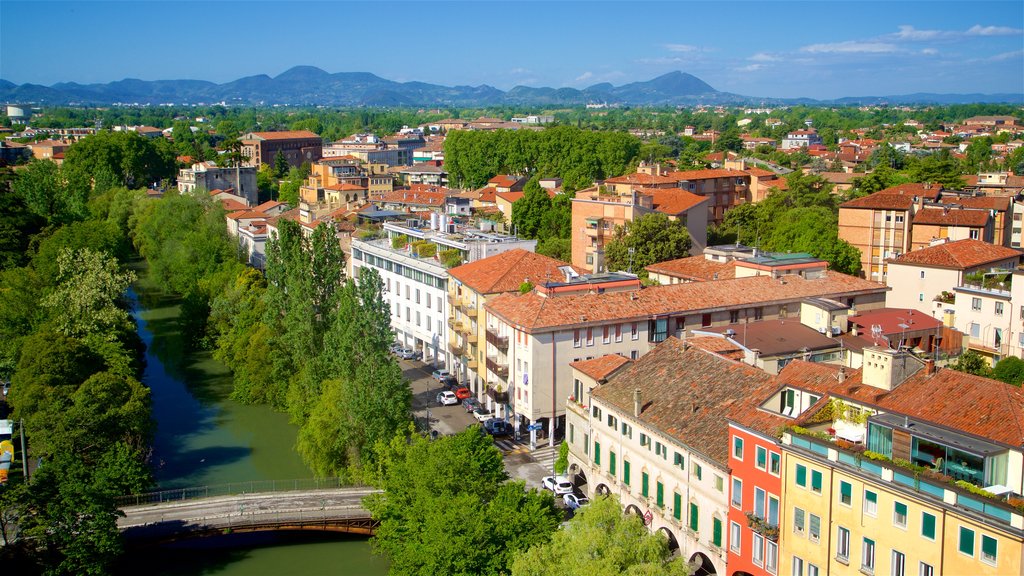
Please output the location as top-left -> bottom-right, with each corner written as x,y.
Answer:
440,248 -> 464,268
391,234 -> 409,249
949,350 -> 992,377
519,281 -> 535,295
412,240 -> 436,258
510,494 -> 689,576
554,441 -> 569,474
366,428 -> 562,576
11,159 -> 92,224
273,149 -> 290,178
536,236 -> 571,262
41,248 -> 136,343
991,356 -> 1024,386
62,130 -> 176,189
605,212 -> 691,278
0,169 -> 46,271
905,150 -> 965,189
511,178 -> 552,239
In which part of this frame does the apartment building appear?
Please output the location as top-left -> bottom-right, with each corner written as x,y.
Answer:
447,250 -> 583,412
952,268 -> 1024,365
564,339 -> 779,576
177,161 -> 258,205
240,130 -> 323,169
484,267 -> 888,440
781,129 -> 823,150
322,133 -> 411,167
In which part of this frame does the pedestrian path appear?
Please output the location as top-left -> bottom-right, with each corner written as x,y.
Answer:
493,437 -> 560,472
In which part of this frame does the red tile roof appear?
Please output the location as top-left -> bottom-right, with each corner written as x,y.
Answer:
604,172 -> 678,185
448,249 -> 580,294
840,183 -> 942,210
246,130 -> 321,141
374,189 -> 446,207
645,255 -> 736,281
668,168 -> 750,181
486,271 -> 887,332
570,354 -> 631,381
220,199 -> 248,212
888,239 -> 1022,269
488,174 -> 522,188
942,195 -> 1011,211
636,187 -> 709,215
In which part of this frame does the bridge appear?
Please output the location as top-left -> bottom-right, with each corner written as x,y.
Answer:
117,478 -> 382,542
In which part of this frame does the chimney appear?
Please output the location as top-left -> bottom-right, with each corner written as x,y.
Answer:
838,366 -> 847,383
925,359 -> 935,375
633,389 -> 642,418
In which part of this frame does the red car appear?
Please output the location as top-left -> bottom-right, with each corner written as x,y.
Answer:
454,386 -> 472,400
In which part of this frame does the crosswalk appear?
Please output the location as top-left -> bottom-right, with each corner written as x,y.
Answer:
493,437 -> 561,471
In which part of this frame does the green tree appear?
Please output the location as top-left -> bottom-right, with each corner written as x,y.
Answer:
949,350 -> 992,377
991,356 -> 1024,386
605,212 -> 691,277
366,428 -> 561,576
0,169 -> 46,270
764,207 -> 862,276
510,178 -> 552,239
536,236 -> 571,262
273,149 -> 290,178
906,150 -> 965,189
510,494 -> 690,576
11,159 -> 91,224
62,130 -> 176,189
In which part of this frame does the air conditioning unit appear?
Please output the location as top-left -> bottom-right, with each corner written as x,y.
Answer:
831,327 -> 842,336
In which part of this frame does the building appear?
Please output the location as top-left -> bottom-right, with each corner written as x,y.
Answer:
484,269 -> 889,440
399,164 -> 448,187
240,130 -> 322,169
447,250 -> 584,413
781,129 -> 823,150
884,239 -> 1022,315
323,133 -> 412,167
178,161 -> 259,205
951,268 -> 1024,364
564,339 -> 780,576
28,139 -> 69,160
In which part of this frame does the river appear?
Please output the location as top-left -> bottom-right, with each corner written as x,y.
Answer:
117,272 -> 389,575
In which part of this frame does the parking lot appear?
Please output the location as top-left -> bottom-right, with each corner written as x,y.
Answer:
397,356 -> 555,491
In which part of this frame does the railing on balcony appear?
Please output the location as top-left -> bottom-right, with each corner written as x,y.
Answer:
466,332 -> 478,344
485,328 -> 509,351
487,386 -> 510,404
463,305 -> 478,318
583,226 -> 603,238
466,359 -> 478,370
486,356 -> 508,379
447,317 -> 463,332
448,342 -> 464,357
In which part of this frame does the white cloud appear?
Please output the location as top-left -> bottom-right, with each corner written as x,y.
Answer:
664,43 -> 700,53
749,52 -> 780,62
574,71 -> 593,82
921,48 -> 939,55
966,25 -> 1023,36
801,41 -> 899,54
736,64 -> 763,72
509,67 -> 532,75
988,49 -> 1024,61
891,25 -> 944,41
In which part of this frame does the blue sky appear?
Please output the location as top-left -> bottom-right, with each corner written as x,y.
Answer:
1,1 -> 1022,99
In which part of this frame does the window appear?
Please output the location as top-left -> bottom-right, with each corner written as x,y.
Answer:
839,481 -> 852,506
673,452 -> 685,470
862,538 -> 875,574
650,318 -> 668,342
593,441 -> 601,465
756,446 -> 767,470
981,534 -> 997,565
996,301 -> 1004,316
730,521 -> 742,553
623,460 -> 631,486
765,540 -> 778,574
972,297 -> 982,311
864,490 -> 878,516
754,487 -> 766,518
792,556 -> 804,576
768,495 -> 779,527
918,563 -> 934,576
615,324 -> 622,342
630,350 -> 638,360
607,414 -> 617,428
640,433 -> 650,448
811,470 -> 823,493
631,322 -> 639,340
584,433 -> 589,455
569,423 -> 574,443
793,507 -> 806,535
731,478 -> 742,507
602,326 -> 610,344
753,533 -> 765,566
971,322 -> 981,338
892,550 -> 905,576
809,514 -> 821,543
754,307 -> 764,320
592,406 -> 602,419
730,309 -> 740,323
920,270 -> 925,279
769,452 -> 781,475
621,422 -> 632,439
733,436 -> 744,460
837,527 -> 851,562
693,462 -> 702,480
796,464 -> 807,487
573,329 -> 581,347
808,564 -> 819,576
609,451 -> 616,475
586,328 -> 594,346
713,517 -> 723,547
970,229 -> 979,240
641,472 -> 650,497
958,526 -> 974,556
656,481 -> 665,508
655,441 -> 668,459
689,502 -> 699,531
715,475 -> 724,492
893,501 -> 907,528
921,512 -> 935,540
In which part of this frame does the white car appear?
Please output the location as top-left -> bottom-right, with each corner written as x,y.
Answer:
472,407 -> 492,422
563,493 -> 590,510
431,369 -> 451,382
541,475 -> 574,496
436,391 -> 459,406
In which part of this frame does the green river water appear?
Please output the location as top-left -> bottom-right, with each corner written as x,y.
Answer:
117,275 -> 388,575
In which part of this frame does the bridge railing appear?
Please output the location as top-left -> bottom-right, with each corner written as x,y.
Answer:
117,477 -> 367,507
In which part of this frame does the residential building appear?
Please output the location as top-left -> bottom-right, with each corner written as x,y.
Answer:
726,417 -> 785,576
240,130 -> 323,168
952,269 -> 1024,364
564,339 -> 780,576
178,161 -> 258,205
447,250 -> 584,412
399,164 -> 448,187
909,205 -> 994,249
781,129 -> 823,150
484,269 -> 888,440
323,134 -> 411,167
28,139 -> 69,160
884,239 -> 1022,315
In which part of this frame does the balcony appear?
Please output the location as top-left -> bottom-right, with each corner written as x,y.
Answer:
486,356 -> 509,379
487,386 -> 510,404
448,342 -> 464,357
583,226 -> 604,238
466,332 -> 479,344
486,328 -> 509,351
462,305 -> 478,318
466,358 -> 478,370
447,317 -> 464,332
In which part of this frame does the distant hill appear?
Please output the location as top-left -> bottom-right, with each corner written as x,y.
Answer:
0,67 -> 1020,107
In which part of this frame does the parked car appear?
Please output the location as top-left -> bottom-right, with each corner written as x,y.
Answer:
436,391 -> 459,406
440,376 -> 459,389
541,475 -> 574,496
431,369 -> 451,382
563,493 -> 590,510
462,397 -> 481,412
389,342 -> 404,355
398,348 -> 422,360
483,418 -> 513,437
472,407 -> 492,422
454,386 -> 472,400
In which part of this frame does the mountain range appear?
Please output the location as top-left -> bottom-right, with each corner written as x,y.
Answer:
1,66 -> 1020,107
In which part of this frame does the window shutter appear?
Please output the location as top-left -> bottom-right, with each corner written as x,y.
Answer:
796,464 -> 807,487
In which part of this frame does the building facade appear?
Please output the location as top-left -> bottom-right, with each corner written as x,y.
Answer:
240,130 -> 323,168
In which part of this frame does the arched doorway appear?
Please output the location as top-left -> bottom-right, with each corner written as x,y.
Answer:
657,527 -> 680,553
624,504 -> 644,518
569,464 -> 588,491
689,552 -> 718,576
595,483 -> 611,496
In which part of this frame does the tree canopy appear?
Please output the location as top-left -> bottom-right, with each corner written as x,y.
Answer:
605,212 -> 692,278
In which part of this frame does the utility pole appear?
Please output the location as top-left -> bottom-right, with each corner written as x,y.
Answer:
19,419 -> 27,479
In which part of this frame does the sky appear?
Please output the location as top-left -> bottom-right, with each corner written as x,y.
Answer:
1,1 -> 1022,100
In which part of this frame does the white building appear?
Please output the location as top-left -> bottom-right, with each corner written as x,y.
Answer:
178,161 -> 258,205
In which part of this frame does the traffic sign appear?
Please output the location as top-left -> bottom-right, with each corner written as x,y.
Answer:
643,510 -> 653,526
527,423 -> 543,431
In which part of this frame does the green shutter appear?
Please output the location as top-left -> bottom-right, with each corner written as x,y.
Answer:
811,470 -> 823,492
623,460 -> 631,486
610,451 -> 616,475
922,512 -> 936,539
840,481 -> 852,502
895,502 -> 907,521
690,503 -> 699,531
982,535 -> 997,560
656,482 -> 664,508
796,464 -> 807,487
673,492 -> 682,520
713,517 -> 723,547
865,490 -> 877,504
959,527 -> 975,556
594,441 -> 601,465
642,472 -> 649,497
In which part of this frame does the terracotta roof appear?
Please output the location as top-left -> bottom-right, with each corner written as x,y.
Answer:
486,271 -> 887,332
570,354 -> 631,381
941,195 -> 1011,211
374,189 -> 446,206
848,307 -> 943,337
226,210 -> 266,221
912,206 -> 990,227
401,163 -> 447,174
220,199 -> 248,212
254,200 -> 286,213
744,167 -> 778,178
592,339 -> 779,465
488,174 -> 522,188
245,130 -> 321,141
495,191 -> 525,204
668,168 -> 750,181
702,319 -> 841,357
840,183 -> 942,210
448,249 -> 580,294
685,336 -> 746,360
604,172 -> 678,185
887,239 -> 1022,270
636,188 -> 709,215
476,186 -> 497,204
645,256 -> 736,281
